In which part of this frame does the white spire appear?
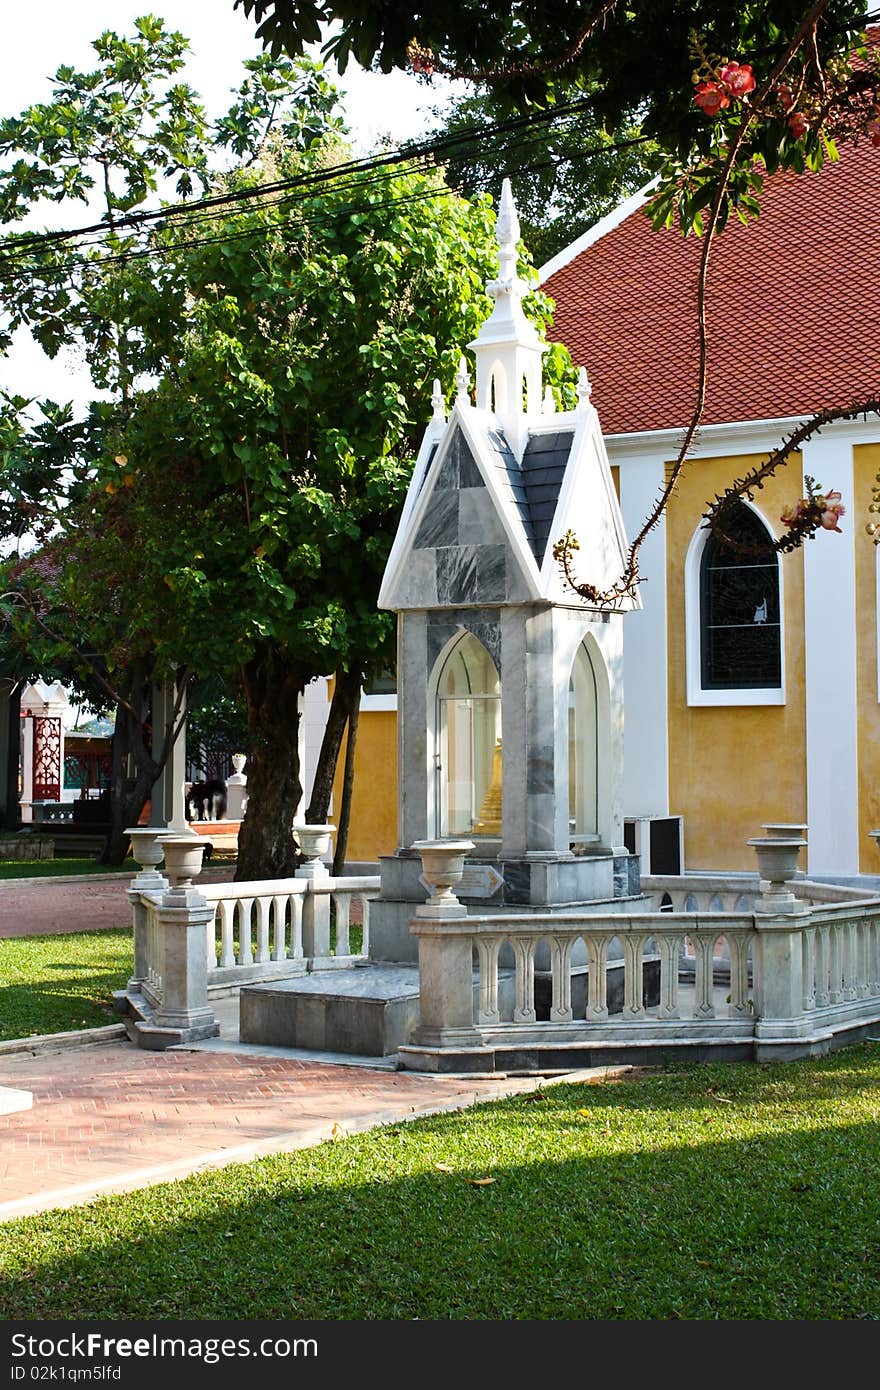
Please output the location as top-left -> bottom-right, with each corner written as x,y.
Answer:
576,366 -> 593,411
431,377 -> 446,423
468,177 -> 546,459
454,356 -> 471,402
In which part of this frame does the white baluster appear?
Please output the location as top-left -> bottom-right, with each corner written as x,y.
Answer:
842,921 -> 857,1001
289,893 -> 304,959
206,908 -> 218,973
334,893 -> 351,957
814,924 -> 829,1006
586,935 -> 610,1021
693,934 -> 716,1019
829,924 -> 842,1004
360,896 -> 374,958
801,926 -> 816,1010
622,934 -> 647,1019
272,894 -> 287,961
858,918 -> 870,999
255,897 -> 271,963
219,899 -> 236,968
550,936 -> 574,1022
476,935 -> 502,1024
728,933 -> 751,1018
656,934 -> 681,1019
238,898 -> 255,966
513,937 -> 537,1023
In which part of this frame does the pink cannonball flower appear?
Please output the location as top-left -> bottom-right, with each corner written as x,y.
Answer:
720,62 -> 756,97
694,81 -> 730,116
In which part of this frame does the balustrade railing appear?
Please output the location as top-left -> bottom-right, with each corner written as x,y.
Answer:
134,873 -> 381,1002
404,897 -> 880,1067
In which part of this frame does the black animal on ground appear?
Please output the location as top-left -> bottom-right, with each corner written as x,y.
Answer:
187,777 -> 228,822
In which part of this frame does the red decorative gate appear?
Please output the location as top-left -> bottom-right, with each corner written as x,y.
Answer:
32,715 -> 62,801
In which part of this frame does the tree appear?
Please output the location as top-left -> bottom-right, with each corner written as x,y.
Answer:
0,22 -> 346,860
89,147 -> 576,879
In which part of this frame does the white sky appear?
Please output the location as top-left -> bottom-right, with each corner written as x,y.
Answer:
0,1 -> 458,403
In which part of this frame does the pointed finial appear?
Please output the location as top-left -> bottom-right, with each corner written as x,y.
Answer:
431,377 -> 446,423
455,356 -> 471,402
543,384 -> 556,415
496,177 -> 521,253
576,366 -> 593,411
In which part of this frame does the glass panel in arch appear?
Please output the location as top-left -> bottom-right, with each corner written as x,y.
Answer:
436,633 -> 501,836
569,643 -> 598,838
700,503 -> 781,689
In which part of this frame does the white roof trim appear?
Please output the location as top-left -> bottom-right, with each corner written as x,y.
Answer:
537,178 -> 660,284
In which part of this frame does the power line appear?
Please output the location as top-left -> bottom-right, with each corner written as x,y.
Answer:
0,92 -> 621,265
0,122 -> 649,280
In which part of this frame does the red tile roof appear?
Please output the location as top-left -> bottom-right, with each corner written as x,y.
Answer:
542,142 -> 880,435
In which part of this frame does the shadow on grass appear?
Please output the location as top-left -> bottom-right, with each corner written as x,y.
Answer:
0,951 -> 131,1039
2,1051 -> 880,1320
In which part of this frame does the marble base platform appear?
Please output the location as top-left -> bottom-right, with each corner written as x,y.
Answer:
240,964 -> 516,1058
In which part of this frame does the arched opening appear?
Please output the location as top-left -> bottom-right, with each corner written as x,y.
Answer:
568,641 -> 598,841
489,361 -> 507,414
434,632 -> 502,838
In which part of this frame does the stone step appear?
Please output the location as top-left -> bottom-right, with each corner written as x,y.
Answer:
240,965 -> 516,1059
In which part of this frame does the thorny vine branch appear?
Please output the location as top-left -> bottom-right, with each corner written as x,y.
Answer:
551,0 -> 877,609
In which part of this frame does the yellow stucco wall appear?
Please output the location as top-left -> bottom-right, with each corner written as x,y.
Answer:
666,453 -> 807,870
332,708 -> 398,863
855,444 -> 880,871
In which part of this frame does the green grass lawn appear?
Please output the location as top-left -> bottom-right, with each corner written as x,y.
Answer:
0,928 -> 132,1040
2,1046 -> 880,1319
0,857 -> 136,879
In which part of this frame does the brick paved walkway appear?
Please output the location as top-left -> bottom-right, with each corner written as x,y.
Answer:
0,865 -> 235,939
0,1037 -> 587,1222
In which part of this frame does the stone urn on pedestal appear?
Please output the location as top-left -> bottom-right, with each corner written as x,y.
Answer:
747,834 -> 807,913
158,833 -> 207,896
293,823 -> 334,875
124,826 -> 169,890
226,753 -> 248,820
411,839 -> 475,919
293,823 -> 336,959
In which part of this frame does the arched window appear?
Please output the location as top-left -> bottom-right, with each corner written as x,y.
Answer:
435,633 -> 502,837
569,642 -> 598,840
698,502 -> 781,692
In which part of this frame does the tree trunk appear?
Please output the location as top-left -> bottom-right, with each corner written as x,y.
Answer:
100,695 -> 154,864
236,656 -> 307,881
332,688 -> 360,876
305,667 -> 362,825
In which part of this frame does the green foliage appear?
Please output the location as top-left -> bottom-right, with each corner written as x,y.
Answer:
3,1046 -> 880,1317
237,1 -> 870,149
423,90 -> 654,264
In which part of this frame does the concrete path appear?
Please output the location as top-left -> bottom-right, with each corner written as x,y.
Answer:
0,1035 -> 616,1223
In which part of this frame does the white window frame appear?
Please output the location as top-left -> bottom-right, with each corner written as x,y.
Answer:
684,499 -> 785,707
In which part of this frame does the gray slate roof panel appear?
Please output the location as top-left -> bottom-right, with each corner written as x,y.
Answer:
465,423 -> 576,566
522,430 -> 574,563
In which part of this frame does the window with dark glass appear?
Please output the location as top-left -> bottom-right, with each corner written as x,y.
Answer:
699,503 -> 781,690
